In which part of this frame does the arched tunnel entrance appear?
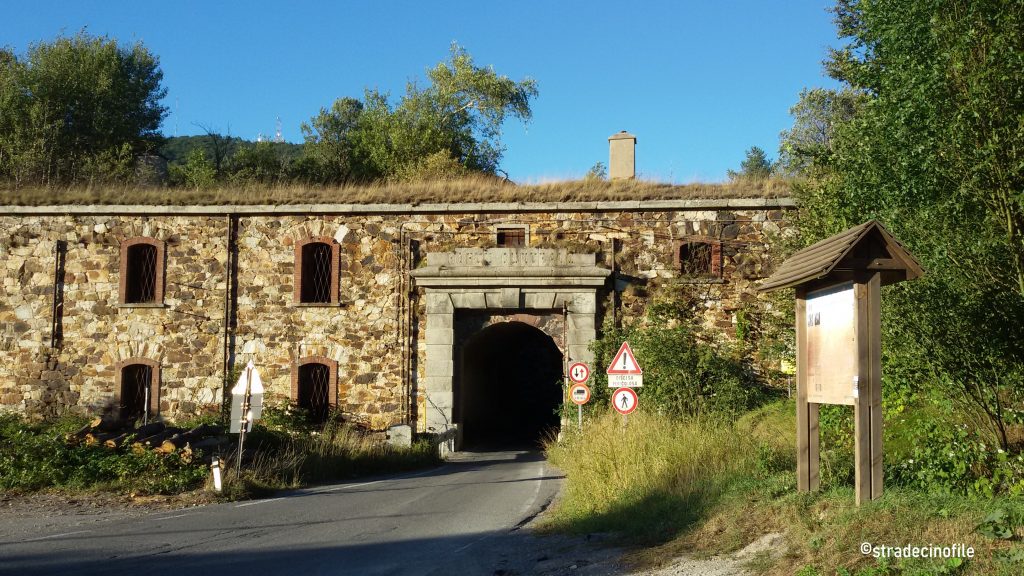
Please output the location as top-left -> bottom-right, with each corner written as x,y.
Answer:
456,322 -> 563,449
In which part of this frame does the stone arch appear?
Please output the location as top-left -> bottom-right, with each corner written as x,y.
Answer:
411,248 -> 610,451
292,355 -> 338,422
455,321 -> 563,448
115,357 -> 160,421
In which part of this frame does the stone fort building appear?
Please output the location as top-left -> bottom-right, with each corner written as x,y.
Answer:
0,136 -> 793,449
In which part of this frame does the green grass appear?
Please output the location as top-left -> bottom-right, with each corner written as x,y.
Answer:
543,401 -> 1024,575
0,413 -> 207,495
0,412 -> 440,501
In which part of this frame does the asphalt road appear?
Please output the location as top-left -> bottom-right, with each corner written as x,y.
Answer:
0,450 -> 565,576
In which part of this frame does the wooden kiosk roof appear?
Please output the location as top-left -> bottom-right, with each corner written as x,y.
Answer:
760,220 -> 924,292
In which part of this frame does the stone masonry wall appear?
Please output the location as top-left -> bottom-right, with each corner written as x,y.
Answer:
0,202 -> 790,429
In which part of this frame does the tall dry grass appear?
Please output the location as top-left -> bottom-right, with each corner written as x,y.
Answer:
543,409 -> 788,543
0,176 -> 791,206
218,420 -> 438,498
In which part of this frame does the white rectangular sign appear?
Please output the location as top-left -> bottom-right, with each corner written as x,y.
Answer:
608,373 -> 643,388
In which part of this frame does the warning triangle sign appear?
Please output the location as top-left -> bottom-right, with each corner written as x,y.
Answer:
606,341 -> 642,375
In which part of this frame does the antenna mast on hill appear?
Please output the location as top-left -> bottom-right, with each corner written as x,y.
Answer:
274,116 -> 283,143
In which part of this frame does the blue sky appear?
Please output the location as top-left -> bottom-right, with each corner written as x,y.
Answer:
4,1 -> 841,183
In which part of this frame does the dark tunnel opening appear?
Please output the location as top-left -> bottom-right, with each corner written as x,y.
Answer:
456,321 -> 563,449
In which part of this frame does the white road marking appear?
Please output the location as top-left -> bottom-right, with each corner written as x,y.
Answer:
21,530 -> 89,543
152,513 -> 192,520
452,533 -> 492,554
234,497 -> 284,508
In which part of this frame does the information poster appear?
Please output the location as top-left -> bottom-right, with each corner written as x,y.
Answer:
805,282 -> 857,405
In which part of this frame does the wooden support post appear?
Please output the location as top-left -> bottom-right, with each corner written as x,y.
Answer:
854,275 -> 883,504
795,287 -> 820,492
868,272 -> 884,500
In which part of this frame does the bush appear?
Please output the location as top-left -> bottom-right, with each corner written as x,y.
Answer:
584,291 -> 770,420
0,413 -> 207,494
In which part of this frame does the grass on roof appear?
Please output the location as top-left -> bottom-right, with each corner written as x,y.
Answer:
0,176 -> 791,206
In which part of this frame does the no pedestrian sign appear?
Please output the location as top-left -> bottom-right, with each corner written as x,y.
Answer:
606,341 -> 643,387
612,387 -> 638,415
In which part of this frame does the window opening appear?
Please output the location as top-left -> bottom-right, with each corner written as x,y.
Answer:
496,227 -> 526,247
120,363 -> 154,424
297,362 -> 331,423
125,243 -> 158,303
679,242 -> 713,276
301,242 -> 333,303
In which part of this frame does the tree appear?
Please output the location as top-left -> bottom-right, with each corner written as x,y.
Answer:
790,0 -> 1024,449
777,88 -> 864,177
168,148 -> 216,190
584,161 -> 607,181
300,44 -> 538,183
727,146 -> 773,181
0,32 -> 167,186
300,97 -> 372,184
228,141 -> 286,185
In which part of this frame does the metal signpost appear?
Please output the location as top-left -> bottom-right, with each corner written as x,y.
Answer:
568,384 -> 591,431
230,360 -> 264,478
568,361 -> 591,431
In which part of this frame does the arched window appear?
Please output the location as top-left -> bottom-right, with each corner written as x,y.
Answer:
292,357 -> 338,423
294,237 -> 340,304
116,358 -> 160,423
120,237 -> 165,304
676,240 -> 721,277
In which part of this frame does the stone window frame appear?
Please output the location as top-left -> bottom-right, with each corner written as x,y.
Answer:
674,239 -> 722,279
115,357 -> 161,419
118,237 -> 166,306
293,236 -> 341,306
495,225 -> 529,248
291,356 -> 339,411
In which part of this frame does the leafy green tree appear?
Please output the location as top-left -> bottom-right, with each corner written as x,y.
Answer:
168,148 -> 216,190
790,0 -> 1024,450
727,146 -> 773,181
299,97 -> 372,184
301,44 -> 538,183
228,141 -> 286,185
777,87 -> 864,177
0,32 -> 167,186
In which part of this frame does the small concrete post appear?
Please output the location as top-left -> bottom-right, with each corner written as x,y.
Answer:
608,131 -> 636,180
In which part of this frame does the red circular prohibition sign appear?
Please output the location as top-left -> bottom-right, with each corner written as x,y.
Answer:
612,387 -> 638,415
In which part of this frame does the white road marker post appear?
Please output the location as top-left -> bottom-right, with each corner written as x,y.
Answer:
211,457 -> 223,492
